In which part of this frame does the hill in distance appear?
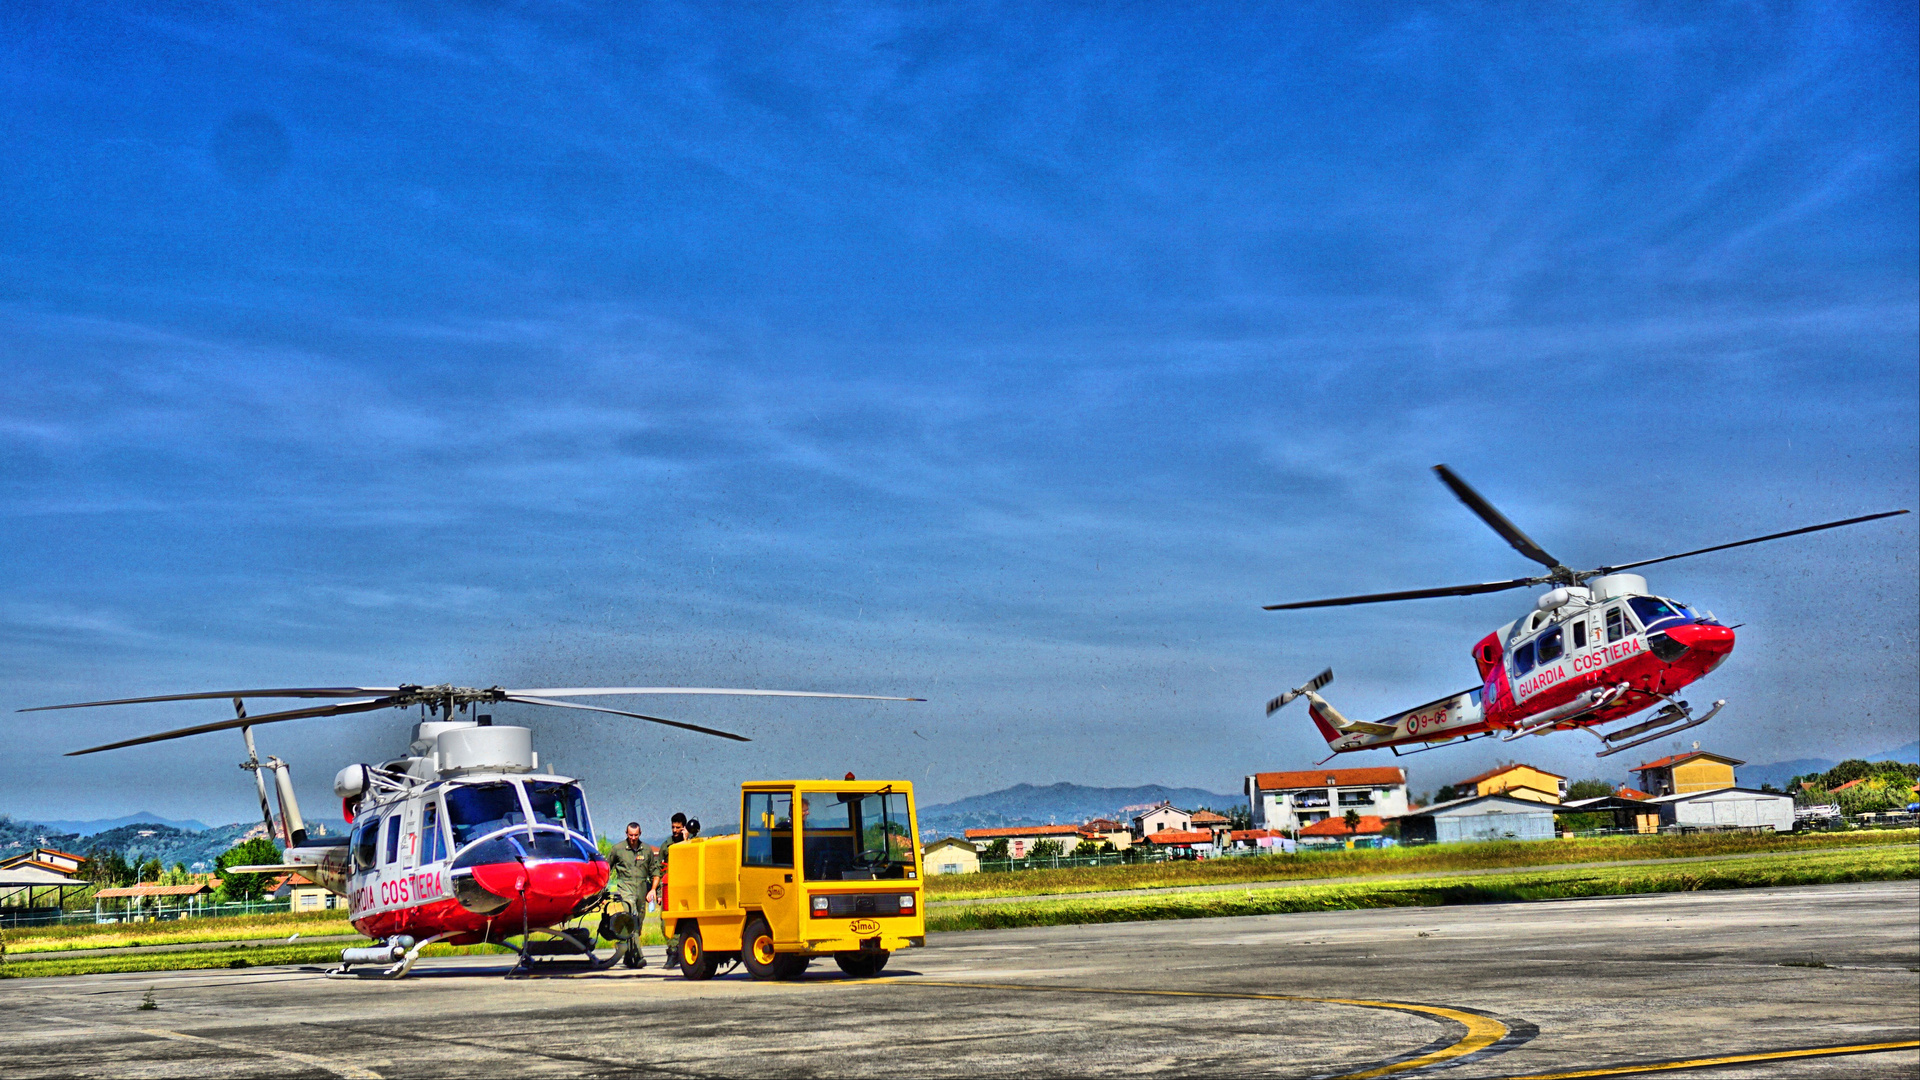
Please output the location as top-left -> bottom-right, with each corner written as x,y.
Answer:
34,812 -> 212,835
1736,741 -> 1919,792
916,782 -> 1242,838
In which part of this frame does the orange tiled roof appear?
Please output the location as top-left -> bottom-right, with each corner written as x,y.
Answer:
1615,787 -> 1651,801
1828,778 -> 1867,793
1188,810 -> 1230,825
1144,830 -> 1216,845
962,825 -> 1084,840
1630,751 -> 1744,771
1298,815 -> 1386,838
1456,763 -> 1564,786
1252,768 -> 1405,790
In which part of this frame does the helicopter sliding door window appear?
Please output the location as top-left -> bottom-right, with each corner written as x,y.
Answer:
1571,620 -> 1587,649
421,802 -> 447,865
742,791 -> 793,868
1536,627 -> 1564,664
384,815 -> 402,865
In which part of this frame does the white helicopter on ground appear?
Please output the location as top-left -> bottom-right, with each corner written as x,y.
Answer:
25,682 -> 920,976
1263,466 -> 1907,760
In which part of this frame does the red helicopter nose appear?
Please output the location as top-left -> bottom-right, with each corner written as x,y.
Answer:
1663,622 -> 1735,654
525,860 -> 584,899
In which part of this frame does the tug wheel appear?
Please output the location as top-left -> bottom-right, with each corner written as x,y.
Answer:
741,916 -> 808,981
834,951 -> 889,978
675,924 -> 717,980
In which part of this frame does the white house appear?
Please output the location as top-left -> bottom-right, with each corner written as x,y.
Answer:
1245,767 -> 1409,833
1129,802 -> 1192,839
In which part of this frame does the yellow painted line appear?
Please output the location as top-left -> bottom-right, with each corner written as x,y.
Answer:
877,979 -> 1507,1078
1497,1039 -> 1920,1079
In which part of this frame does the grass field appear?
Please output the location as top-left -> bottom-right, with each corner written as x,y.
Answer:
924,844 -> 1918,932
924,828 -> 1920,901
2,911 -> 359,955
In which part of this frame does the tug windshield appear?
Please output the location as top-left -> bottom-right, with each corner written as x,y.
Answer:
802,791 -> 916,881
446,782 -> 526,845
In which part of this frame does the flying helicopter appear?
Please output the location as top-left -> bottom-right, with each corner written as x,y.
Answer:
23,682 -> 921,976
1262,466 -> 1907,760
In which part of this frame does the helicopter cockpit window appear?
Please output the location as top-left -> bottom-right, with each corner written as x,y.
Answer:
1536,626 -> 1564,664
526,781 -> 591,838
446,782 -> 526,846
352,817 -> 380,872
1628,596 -> 1686,632
1511,640 -> 1537,674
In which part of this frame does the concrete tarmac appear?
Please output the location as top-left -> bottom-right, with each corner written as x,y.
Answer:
1,880 -> 1914,1078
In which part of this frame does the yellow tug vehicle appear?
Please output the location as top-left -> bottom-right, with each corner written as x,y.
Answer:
663,778 -> 925,980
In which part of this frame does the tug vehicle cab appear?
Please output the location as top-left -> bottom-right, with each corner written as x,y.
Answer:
663,778 -> 924,980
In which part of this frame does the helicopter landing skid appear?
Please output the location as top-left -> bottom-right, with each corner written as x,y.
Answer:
1593,699 -> 1727,758
505,927 -> 618,978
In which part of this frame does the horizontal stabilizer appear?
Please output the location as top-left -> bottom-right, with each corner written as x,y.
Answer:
224,864 -> 312,875
1337,719 -> 1400,736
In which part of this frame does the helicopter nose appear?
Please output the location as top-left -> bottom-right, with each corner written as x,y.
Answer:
1660,622 -> 1736,672
525,860 -> 584,899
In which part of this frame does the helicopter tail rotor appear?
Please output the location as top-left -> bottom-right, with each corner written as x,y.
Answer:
1266,668 -> 1333,715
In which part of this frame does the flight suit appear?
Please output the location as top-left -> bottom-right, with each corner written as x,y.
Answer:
607,841 -> 658,966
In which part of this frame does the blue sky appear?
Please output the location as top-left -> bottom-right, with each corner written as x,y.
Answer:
2,4 -> 1914,832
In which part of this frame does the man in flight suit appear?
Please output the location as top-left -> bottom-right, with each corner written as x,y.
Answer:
608,821 -> 658,968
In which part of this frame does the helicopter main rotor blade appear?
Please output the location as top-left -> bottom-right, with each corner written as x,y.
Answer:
64,698 -> 394,756
1432,464 -> 1564,571
1264,576 -> 1541,610
507,687 -> 927,702
1588,509 -> 1912,577
504,695 -> 751,742
21,687 -> 404,712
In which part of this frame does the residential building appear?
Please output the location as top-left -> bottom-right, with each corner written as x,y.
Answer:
1245,767 -> 1409,833
1630,751 -> 1742,796
962,825 -> 1084,860
1296,814 -> 1387,849
1140,829 -> 1216,857
1079,820 -> 1133,851
1188,810 -> 1231,830
92,882 -> 215,919
1454,763 -> 1567,804
1225,829 -> 1295,854
1647,788 -> 1793,832
0,848 -> 87,876
1130,802 -> 1192,839
1394,794 -> 1557,844
922,838 -> 979,875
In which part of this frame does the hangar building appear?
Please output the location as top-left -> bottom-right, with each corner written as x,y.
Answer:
1395,793 -> 1557,844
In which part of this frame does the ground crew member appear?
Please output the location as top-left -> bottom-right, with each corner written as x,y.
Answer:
652,813 -> 688,909
607,821 -> 658,968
